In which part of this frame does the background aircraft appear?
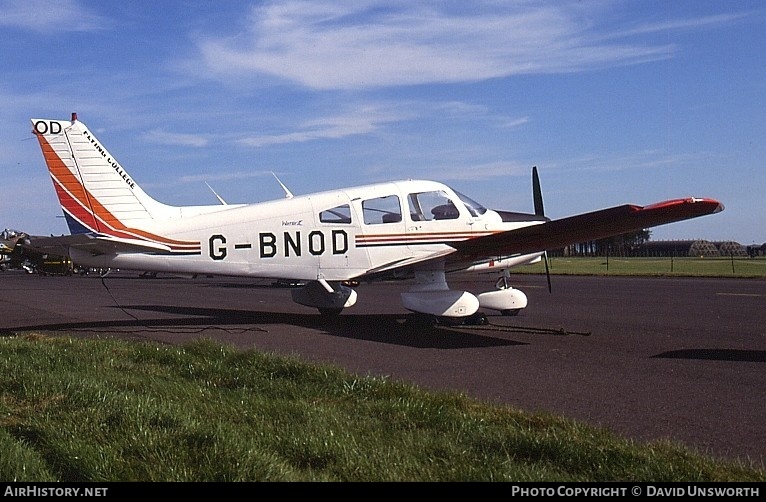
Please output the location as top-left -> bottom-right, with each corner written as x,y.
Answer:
0,229 -> 26,271
1,228 -> 77,275
26,114 -> 723,322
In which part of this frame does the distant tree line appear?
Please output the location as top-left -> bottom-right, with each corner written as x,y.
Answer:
550,230 -> 762,258
552,230 -> 652,257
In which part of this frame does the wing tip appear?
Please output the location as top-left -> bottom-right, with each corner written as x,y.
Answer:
643,197 -> 724,214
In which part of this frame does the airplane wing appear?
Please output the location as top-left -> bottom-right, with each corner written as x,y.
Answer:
446,197 -> 724,266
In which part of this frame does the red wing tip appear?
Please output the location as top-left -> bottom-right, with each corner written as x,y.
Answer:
643,197 -> 724,213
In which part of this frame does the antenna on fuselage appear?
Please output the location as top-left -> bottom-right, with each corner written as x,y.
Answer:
205,182 -> 228,205
271,172 -> 294,199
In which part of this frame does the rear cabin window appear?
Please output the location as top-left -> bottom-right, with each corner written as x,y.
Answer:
319,204 -> 352,224
362,195 -> 402,225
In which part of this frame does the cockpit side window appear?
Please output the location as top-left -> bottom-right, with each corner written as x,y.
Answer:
408,191 -> 460,221
319,204 -> 352,224
362,195 -> 402,225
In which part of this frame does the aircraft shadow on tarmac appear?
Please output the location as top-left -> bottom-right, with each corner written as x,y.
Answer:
653,349 -> 766,363
6,305 -> 529,350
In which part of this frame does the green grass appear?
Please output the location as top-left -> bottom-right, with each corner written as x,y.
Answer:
514,257 -> 766,278
1,333 -> 763,482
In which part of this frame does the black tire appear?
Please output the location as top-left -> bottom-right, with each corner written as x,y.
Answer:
465,313 -> 489,325
404,313 -> 437,329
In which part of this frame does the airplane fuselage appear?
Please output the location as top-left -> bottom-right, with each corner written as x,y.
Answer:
70,180 -> 540,282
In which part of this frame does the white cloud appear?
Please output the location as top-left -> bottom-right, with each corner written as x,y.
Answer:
500,117 -> 530,129
177,171 -> 270,184
431,160 -> 531,182
236,104 -> 409,147
142,129 -> 210,148
193,1 -> 692,90
612,12 -> 748,39
0,0 -> 107,33
557,150 -> 708,174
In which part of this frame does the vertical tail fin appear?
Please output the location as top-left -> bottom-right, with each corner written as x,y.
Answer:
31,113 -> 172,235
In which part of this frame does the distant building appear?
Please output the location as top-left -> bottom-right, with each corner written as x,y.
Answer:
639,240 -> 747,257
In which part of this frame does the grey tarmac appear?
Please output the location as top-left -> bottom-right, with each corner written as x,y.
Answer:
1,271 -> 764,464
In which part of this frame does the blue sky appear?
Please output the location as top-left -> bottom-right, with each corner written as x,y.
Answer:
1,1 -> 763,244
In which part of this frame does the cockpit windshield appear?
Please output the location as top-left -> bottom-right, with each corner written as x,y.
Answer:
454,190 -> 487,217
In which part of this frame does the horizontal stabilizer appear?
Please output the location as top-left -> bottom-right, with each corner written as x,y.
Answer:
23,233 -> 173,256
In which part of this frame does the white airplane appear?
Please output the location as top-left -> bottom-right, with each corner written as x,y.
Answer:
27,113 -> 723,321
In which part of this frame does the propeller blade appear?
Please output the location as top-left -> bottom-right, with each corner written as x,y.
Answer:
532,166 -> 545,217
533,166 -> 552,293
